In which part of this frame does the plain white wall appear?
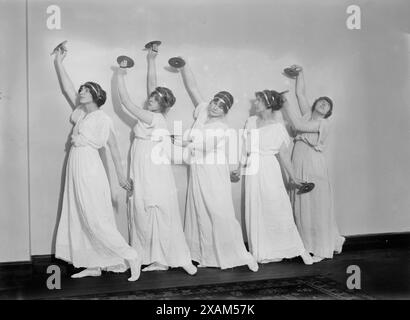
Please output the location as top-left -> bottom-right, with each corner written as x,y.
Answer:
1,0 -> 409,261
0,0 -> 31,263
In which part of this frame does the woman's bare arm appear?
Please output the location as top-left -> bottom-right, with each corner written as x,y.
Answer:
53,49 -> 78,109
117,69 -> 154,125
293,66 -> 311,116
282,95 -> 320,133
146,48 -> 158,97
106,131 -> 132,192
179,60 -> 205,107
277,142 -> 301,186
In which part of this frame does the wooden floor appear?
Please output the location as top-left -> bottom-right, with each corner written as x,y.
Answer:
1,247 -> 409,300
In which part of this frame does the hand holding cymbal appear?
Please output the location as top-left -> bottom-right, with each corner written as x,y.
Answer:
117,55 -> 134,68
51,40 -> 68,56
144,40 -> 161,53
283,66 -> 300,78
297,182 -> 315,194
168,57 -> 186,69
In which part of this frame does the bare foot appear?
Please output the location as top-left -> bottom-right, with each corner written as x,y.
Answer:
142,262 -> 169,272
301,251 -> 313,265
182,263 -> 197,275
261,258 -> 283,263
312,256 -> 324,263
71,268 -> 101,278
247,258 -> 259,272
128,258 -> 142,282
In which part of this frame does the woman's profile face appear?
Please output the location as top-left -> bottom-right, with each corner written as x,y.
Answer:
314,99 -> 331,117
254,96 -> 267,114
207,99 -> 225,118
78,86 -> 94,105
147,94 -> 161,112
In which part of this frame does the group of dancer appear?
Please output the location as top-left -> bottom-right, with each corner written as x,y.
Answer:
52,43 -> 344,282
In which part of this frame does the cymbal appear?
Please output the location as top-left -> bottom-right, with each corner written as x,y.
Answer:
168,57 -> 186,69
117,55 -> 135,68
50,40 -> 67,56
144,40 -> 162,52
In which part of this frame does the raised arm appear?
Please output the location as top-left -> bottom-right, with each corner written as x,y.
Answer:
293,65 -> 311,116
146,48 -> 158,97
180,60 -> 205,107
53,48 -> 78,109
117,69 -> 154,125
282,95 -> 320,133
106,131 -> 132,192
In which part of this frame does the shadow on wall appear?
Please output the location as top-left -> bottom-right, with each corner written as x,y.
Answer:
51,128 -> 72,254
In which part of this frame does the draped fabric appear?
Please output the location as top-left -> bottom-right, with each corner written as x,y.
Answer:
56,108 -> 138,270
244,116 -> 306,262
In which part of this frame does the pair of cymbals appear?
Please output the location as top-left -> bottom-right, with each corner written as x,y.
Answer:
117,55 -> 135,68
283,66 -> 301,78
144,40 -> 161,52
50,40 -> 68,55
297,182 -> 315,194
168,57 -> 185,68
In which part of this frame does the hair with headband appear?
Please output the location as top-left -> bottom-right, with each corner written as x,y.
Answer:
213,91 -> 234,114
312,96 -> 333,118
150,86 -> 176,112
255,90 -> 285,111
79,81 -> 107,107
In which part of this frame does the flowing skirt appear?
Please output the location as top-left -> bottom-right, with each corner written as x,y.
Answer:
129,138 -> 192,267
185,160 -> 253,269
245,154 -> 306,263
291,141 -> 345,258
55,146 -> 138,270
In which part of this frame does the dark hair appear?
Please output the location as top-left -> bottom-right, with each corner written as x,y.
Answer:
212,91 -> 234,114
150,87 -> 176,112
79,81 -> 107,107
255,90 -> 284,111
312,96 -> 333,118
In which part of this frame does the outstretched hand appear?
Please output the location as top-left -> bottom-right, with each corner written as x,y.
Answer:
147,47 -> 158,60
289,177 -> 304,188
54,47 -> 67,62
119,176 -> 133,193
291,64 -> 303,72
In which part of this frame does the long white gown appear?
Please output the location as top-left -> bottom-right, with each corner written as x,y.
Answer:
184,102 -> 254,269
243,116 -> 307,263
129,113 -> 192,267
290,114 -> 345,258
55,108 -> 138,271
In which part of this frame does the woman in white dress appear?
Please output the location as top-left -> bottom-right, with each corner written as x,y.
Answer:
283,65 -> 345,262
53,48 -> 141,281
116,48 -> 196,275
173,59 -> 258,271
231,90 -> 313,265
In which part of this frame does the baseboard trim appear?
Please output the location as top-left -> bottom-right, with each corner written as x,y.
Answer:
1,232 -> 409,271
343,232 -> 410,251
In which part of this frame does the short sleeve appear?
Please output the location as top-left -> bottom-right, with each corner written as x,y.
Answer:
278,123 -> 291,148
193,102 -> 208,122
99,116 -> 115,148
